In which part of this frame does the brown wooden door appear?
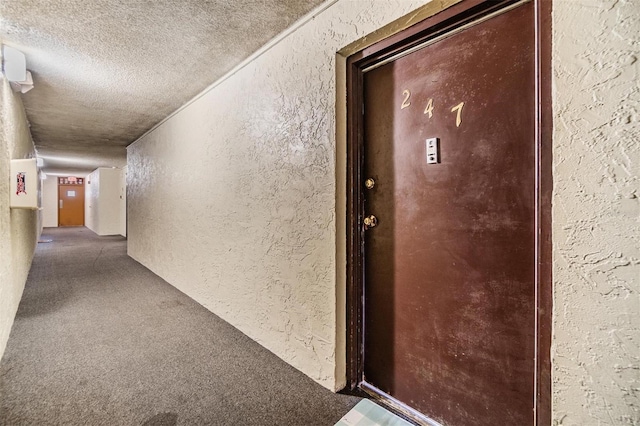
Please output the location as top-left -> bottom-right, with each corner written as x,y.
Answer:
361,3 -> 535,425
58,184 -> 85,226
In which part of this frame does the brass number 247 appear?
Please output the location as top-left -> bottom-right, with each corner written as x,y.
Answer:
401,89 -> 464,128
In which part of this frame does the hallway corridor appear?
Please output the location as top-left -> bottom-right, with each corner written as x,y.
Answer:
0,228 -> 360,425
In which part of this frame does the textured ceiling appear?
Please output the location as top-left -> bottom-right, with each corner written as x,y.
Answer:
0,0 -> 325,175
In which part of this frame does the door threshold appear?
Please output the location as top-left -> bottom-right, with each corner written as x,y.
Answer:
359,381 -> 443,426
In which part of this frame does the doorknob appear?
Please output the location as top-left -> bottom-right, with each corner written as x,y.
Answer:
364,215 -> 378,229
59,200 -> 63,209
364,178 -> 375,190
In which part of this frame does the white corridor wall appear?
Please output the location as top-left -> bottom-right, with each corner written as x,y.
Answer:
0,70 -> 39,360
85,167 -> 125,236
41,176 -> 58,228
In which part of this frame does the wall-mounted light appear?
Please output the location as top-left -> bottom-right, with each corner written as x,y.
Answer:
2,45 -> 34,93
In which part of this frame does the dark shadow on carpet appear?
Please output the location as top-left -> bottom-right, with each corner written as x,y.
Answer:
0,227 -> 360,425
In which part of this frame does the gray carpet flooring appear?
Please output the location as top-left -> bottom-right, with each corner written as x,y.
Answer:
0,227 -> 360,425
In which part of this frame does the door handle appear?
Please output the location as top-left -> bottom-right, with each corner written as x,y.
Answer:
364,178 -> 375,189
364,215 -> 378,229
59,200 -> 63,209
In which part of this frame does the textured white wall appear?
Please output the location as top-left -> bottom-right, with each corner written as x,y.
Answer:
0,75 -> 39,360
85,169 -> 100,232
120,166 -> 127,237
128,0 -> 434,391
86,167 -> 124,236
98,168 -> 123,236
552,0 -> 639,424
41,177 -> 58,227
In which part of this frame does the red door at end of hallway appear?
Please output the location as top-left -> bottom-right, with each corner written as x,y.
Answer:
58,177 -> 85,227
359,2 -> 537,425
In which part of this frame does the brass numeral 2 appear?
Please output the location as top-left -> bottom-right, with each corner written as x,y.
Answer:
401,89 -> 411,109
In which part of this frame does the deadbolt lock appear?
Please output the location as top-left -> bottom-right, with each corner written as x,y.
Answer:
364,178 -> 375,190
363,215 -> 378,229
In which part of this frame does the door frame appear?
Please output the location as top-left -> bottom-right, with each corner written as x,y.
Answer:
344,0 -> 552,424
